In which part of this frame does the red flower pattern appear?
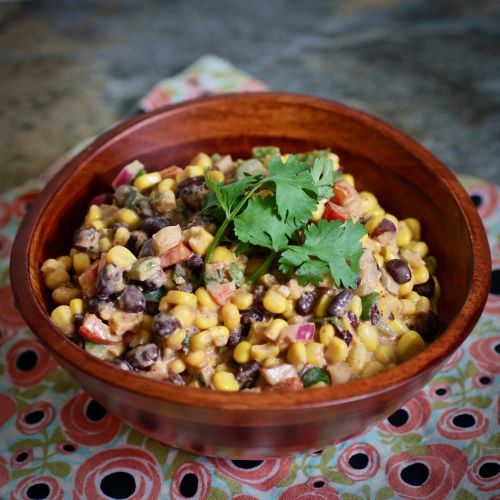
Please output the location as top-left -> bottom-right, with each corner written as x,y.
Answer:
386,444 -> 467,499
0,457 -> 8,491
466,182 -> 498,221
437,408 -> 489,439
7,338 -> 57,387
0,234 -> 11,258
170,462 -> 211,499
60,392 -> 120,445
467,455 -> 500,492
338,443 -> 380,480
9,189 -> 40,220
0,393 -> 16,426
279,477 -> 340,499
0,284 -> 27,331
378,391 -> 431,434
210,458 -> 292,491
9,475 -> 63,500
485,258 -> 500,315
440,347 -> 464,371
73,447 -> 161,500
470,336 -> 500,374
16,401 -> 55,435
10,448 -> 33,468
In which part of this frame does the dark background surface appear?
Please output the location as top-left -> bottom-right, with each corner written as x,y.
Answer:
1,0 -> 499,192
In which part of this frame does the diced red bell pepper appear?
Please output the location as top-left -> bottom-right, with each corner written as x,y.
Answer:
331,179 -> 356,205
78,261 -> 99,297
80,314 -> 122,345
207,281 -> 236,306
159,165 -> 182,179
158,243 -> 192,268
323,201 -> 349,222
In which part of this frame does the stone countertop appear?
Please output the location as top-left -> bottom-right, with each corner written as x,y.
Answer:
1,0 -> 499,192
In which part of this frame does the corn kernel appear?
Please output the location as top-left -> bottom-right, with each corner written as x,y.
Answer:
404,218 -> 421,241
231,290 -> 253,311
348,342 -> 369,374
401,299 -> 416,315
208,170 -> 224,182
348,295 -> 362,318
396,221 -> 412,247
359,191 -> 378,213
211,246 -> 234,264
361,360 -> 385,377
365,214 -> 385,235
158,178 -> 176,192
50,305 -> 73,335
106,245 -> 137,271
91,220 -> 105,231
282,299 -> 295,319
195,287 -> 219,311
185,165 -> 205,178
399,279 -> 414,297
141,314 -> 154,331
327,362 -> 352,384
343,173 -> 355,187
368,207 -> 386,218
221,303 -> 241,331
397,330 -> 426,362
52,286 -> 82,305
213,371 -> 239,391
171,305 -> 194,327
99,238 -> 112,253
410,241 -> 429,258
375,344 -> 396,364
113,226 -> 130,246
319,324 -> 335,346
327,152 -> 340,171
263,357 -> 281,368
73,253 -> 91,274
69,298 -> 84,315
357,322 -> 379,352
185,350 -> 207,367
190,330 -> 211,350
128,329 -> 152,348
413,266 -> 429,285
133,172 -> 161,192
187,227 -> 214,256
190,152 -> 212,168
325,337 -> 349,363
115,208 -> 142,230
250,343 -> 280,362
84,204 -> 103,226
195,310 -> 218,330
287,341 -> 307,366
379,295 -> 402,318
41,258 -> 64,274
158,296 -> 171,313
425,255 -> 437,275
263,289 -> 287,314
388,319 -> 409,336
314,293 -> 332,318
416,296 -> 431,314
209,326 -> 230,346
407,291 -> 420,303
305,342 -> 325,367
166,329 -> 186,351
382,244 -> 399,263
375,254 -> 385,268
170,358 -> 186,374
234,341 -> 251,364
310,201 -> 326,222
54,256 -> 71,273
44,268 -> 70,290
166,290 -> 197,307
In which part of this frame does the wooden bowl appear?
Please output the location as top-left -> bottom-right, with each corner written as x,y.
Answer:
11,93 -> 491,458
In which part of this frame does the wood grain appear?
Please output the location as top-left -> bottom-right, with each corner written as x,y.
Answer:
10,93 -> 491,457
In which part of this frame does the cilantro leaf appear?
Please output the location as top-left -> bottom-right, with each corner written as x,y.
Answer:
252,146 -> 281,164
265,155 -> 318,225
279,219 -> 366,288
234,196 -> 293,251
310,157 -> 339,200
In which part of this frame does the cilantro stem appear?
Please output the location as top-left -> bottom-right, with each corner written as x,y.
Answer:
246,250 -> 277,285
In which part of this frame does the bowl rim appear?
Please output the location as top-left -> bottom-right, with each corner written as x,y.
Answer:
10,91 -> 491,411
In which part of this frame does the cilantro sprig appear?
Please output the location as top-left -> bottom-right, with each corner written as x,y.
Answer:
203,151 -> 365,287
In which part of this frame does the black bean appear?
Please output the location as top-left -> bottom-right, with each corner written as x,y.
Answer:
227,325 -> 249,348
241,307 -> 266,328
415,311 -> 440,342
183,214 -> 213,230
138,239 -> 155,258
370,304 -> 380,325
140,216 -> 170,236
96,264 -> 125,298
177,282 -> 195,293
145,301 -> 160,315
296,292 -> 317,316
327,290 -> 353,317
125,344 -> 160,369
118,285 -> 146,313
152,313 -> 179,339
252,285 -> 266,304
73,314 -> 85,331
167,374 -> 185,385
111,359 -> 134,371
143,271 -> 166,291
126,230 -> 148,255
236,360 -> 261,389
73,227 -> 99,251
114,185 -> 138,208
347,311 -> 359,329
68,334 -> 84,348
176,176 -> 208,210
135,197 -> 155,218
386,259 -> 412,284
341,331 -> 353,346
111,222 -> 126,232
185,254 -> 204,273
413,277 -> 435,298
372,218 -> 397,238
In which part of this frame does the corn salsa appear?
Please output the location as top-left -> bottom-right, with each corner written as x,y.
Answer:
43,148 -> 440,391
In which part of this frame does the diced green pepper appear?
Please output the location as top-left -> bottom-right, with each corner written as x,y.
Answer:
252,146 -> 281,163
128,257 -> 161,281
143,288 -> 165,303
84,340 -> 124,360
296,149 -> 331,168
361,292 -> 379,320
124,187 -> 139,208
130,167 -> 146,185
228,262 -> 244,286
301,367 -> 330,388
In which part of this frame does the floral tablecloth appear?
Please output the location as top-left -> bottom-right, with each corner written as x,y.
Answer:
0,56 -> 498,500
